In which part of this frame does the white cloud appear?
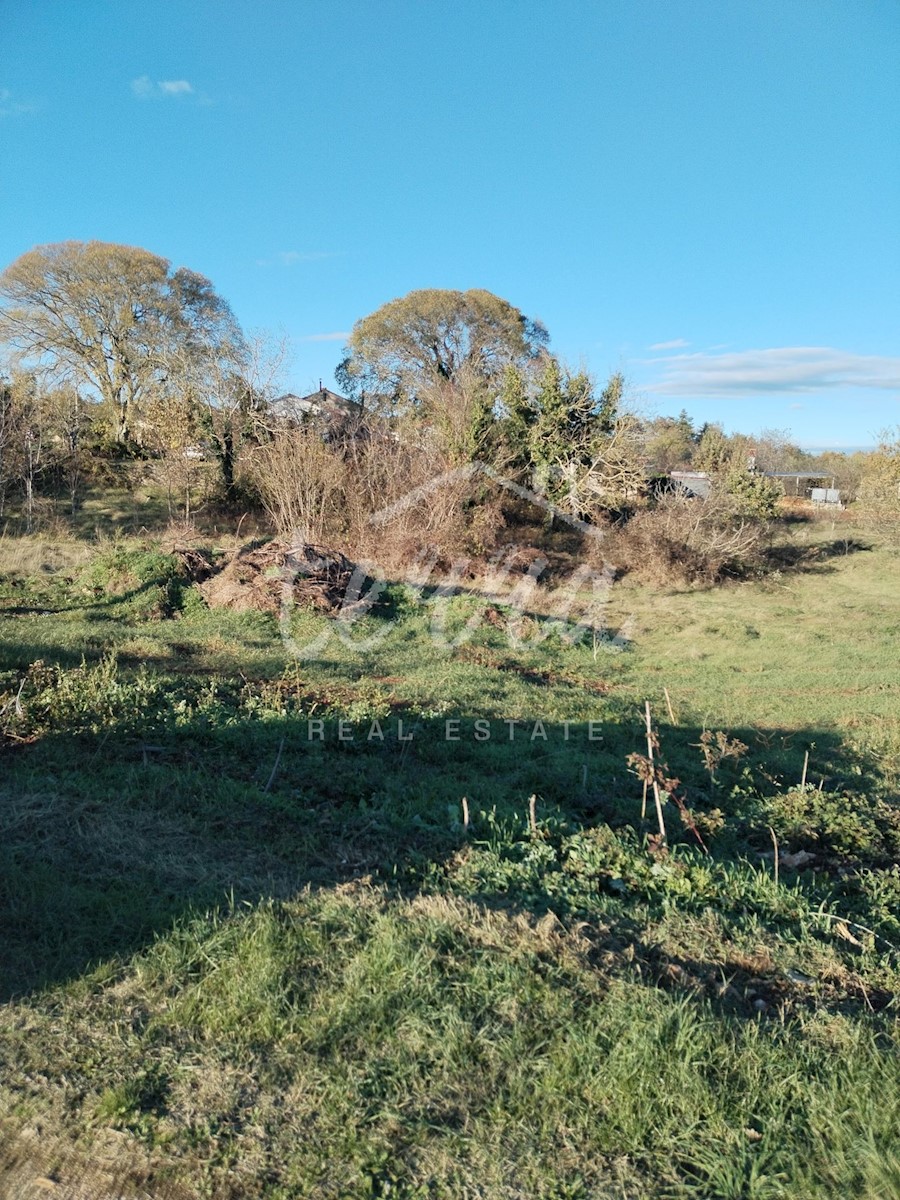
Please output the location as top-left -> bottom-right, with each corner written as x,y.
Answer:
131,76 -> 195,100
299,331 -> 350,342
0,86 -> 37,117
648,338 -> 690,351
646,347 -> 900,397
255,250 -> 339,267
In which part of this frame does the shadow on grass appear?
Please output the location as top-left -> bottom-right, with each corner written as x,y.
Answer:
762,537 -> 873,573
0,693 -> 879,1005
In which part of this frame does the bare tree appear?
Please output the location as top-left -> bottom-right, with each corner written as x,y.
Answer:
9,373 -> 49,532
0,373 -> 22,519
47,387 -> 90,514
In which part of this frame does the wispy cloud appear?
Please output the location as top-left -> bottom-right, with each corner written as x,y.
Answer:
255,250 -> 340,268
0,87 -> 37,117
159,79 -> 193,96
299,331 -> 350,343
648,338 -> 690,351
646,347 -> 900,396
131,76 -> 195,100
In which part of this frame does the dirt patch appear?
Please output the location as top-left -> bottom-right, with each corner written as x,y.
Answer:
0,1123 -> 200,1200
189,540 -> 356,615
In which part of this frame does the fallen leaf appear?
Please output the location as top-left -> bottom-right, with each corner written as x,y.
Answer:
833,920 -> 864,948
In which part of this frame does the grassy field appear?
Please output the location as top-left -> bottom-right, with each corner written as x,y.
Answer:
0,512 -> 898,1198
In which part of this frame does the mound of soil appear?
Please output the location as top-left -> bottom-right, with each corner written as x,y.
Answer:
189,540 -> 356,615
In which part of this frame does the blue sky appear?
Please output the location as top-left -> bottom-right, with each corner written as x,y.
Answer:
1,0 -> 898,447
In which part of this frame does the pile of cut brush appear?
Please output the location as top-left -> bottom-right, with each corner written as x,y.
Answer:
174,539 -> 356,615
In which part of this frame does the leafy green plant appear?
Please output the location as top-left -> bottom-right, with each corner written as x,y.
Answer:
726,469 -> 783,519
78,545 -> 187,619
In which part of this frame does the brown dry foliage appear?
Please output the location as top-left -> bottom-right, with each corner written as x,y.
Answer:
196,540 -> 355,615
251,427 -> 346,543
612,494 -> 769,585
248,416 -> 507,574
341,430 -> 505,571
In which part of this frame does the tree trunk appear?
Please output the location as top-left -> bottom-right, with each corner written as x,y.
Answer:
24,475 -> 34,534
220,427 -> 236,503
24,431 -> 38,533
117,402 -> 129,444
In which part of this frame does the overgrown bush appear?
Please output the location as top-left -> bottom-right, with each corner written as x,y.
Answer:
251,426 -> 346,542
346,433 -> 506,569
855,429 -> 900,548
612,493 -> 769,585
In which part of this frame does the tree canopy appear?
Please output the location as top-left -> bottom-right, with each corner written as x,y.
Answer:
336,288 -> 549,415
0,241 -> 243,444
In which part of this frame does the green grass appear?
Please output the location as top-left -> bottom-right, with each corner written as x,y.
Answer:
0,516 -> 898,1197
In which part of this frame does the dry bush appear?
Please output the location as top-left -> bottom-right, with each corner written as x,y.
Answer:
612,493 -> 769,585
854,437 -> 900,549
343,429 -> 503,572
248,418 -> 504,573
250,427 -> 346,543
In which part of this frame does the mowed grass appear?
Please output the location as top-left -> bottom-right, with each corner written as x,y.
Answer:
0,515 -> 899,1198
3,889 -> 899,1200
610,541 -> 900,731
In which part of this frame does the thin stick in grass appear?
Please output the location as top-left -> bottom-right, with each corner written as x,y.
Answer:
644,701 -> 667,846
663,687 -> 676,724
264,736 -> 285,793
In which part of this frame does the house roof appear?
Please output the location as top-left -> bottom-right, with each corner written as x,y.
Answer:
669,470 -> 712,499
299,386 -> 356,410
761,471 -> 831,479
274,386 -> 361,421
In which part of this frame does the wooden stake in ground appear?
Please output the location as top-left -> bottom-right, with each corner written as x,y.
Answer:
263,736 -> 285,793
644,701 -> 667,846
663,687 -> 676,724
801,750 -> 809,789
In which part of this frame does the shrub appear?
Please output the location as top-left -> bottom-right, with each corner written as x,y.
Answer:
612,493 -> 768,585
725,469 -> 783,519
342,430 -> 505,571
855,429 -> 900,548
251,427 -> 346,542
79,546 -> 187,618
